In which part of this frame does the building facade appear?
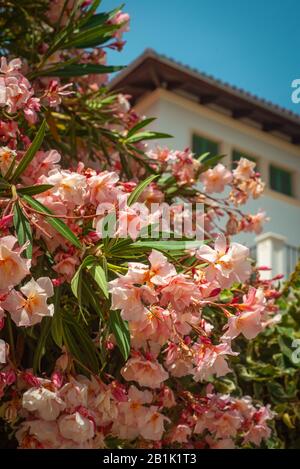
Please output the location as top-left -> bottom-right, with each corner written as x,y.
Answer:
111,49 -> 300,278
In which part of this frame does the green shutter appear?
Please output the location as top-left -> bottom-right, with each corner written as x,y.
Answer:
232,150 -> 258,169
192,134 -> 219,157
270,165 -> 293,196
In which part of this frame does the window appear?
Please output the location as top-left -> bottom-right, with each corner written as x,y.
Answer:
192,134 -> 219,156
269,165 -> 293,197
232,149 -> 258,169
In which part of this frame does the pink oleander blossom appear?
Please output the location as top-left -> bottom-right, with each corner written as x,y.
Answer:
87,171 -> 120,205
22,387 -> 66,421
0,146 -> 16,175
140,406 -> 170,441
200,163 -> 233,193
192,341 -> 238,382
121,357 -> 169,389
197,233 -> 251,288
160,274 -> 202,311
222,287 -> 265,340
45,168 -> 87,206
233,157 -> 256,180
0,235 -> 31,292
58,411 -> 95,444
2,277 -> 54,327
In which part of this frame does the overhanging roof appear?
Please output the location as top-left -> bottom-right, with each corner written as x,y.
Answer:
110,49 -> 300,145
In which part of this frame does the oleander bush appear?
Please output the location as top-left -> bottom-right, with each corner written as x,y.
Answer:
0,0 -> 299,449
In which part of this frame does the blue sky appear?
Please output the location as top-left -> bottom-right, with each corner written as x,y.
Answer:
101,0 -> 300,114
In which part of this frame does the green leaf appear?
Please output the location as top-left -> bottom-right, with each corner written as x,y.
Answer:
71,255 -> 95,314
71,255 -> 96,302
11,120 -> 47,181
33,317 -> 52,373
78,0 -> 103,28
87,264 -> 109,299
37,63 -> 124,78
82,276 -> 104,319
17,184 -> 53,196
130,239 -> 204,252
21,195 -> 82,249
80,4 -> 124,30
109,310 -> 130,360
63,315 -> 99,373
198,153 -> 226,169
126,118 -> 156,138
126,131 -> 173,144
62,24 -> 122,49
0,176 -> 10,189
13,201 -> 32,258
278,336 -> 300,366
3,156 -> 16,180
220,289 -> 234,303
127,174 -> 158,206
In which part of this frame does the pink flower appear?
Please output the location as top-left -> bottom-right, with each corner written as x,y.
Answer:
147,147 -> 177,165
2,277 -> 54,327
0,214 -> 13,230
109,280 -> 156,322
109,265 -> 157,322
140,406 -> 170,441
148,250 -> 176,286
53,255 -> 79,282
58,378 -> 88,410
110,12 -> 130,41
243,210 -> 268,235
0,146 -> 16,175
233,157 -> 256,180
160,274 -> 202,311
58,412 -> 95,444
0,119 -> 18,143
192,342 -> 237,382
209,411 -> 242,439
243,406 -> 273,446
130,307 -> 172,349
172,149 -> 200,186
139,183 -> 164,204
0,235 -> 31,293
22,387 -> 66,421
117,385 -> 152,428
23,96 -> 40,125
0,57 -> 39,122
43,80 -> 74,107
87,171 -> 120,205
164,343 -> 194,378
200,163 -> 233,193
158,386 -> 176,408
22,149 -> 61,185
121,357 -> 169,389
222,288 -> 265,340
16,420 -> 62,449
45,169 -> 87,205
116,199 -> 150,240
169,424 -> 191,443
197,234 -> 251,288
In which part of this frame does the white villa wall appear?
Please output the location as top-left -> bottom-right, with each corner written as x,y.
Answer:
135,89 -> 300,276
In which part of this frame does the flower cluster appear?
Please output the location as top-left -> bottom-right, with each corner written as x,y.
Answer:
2,369 -> 272,449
